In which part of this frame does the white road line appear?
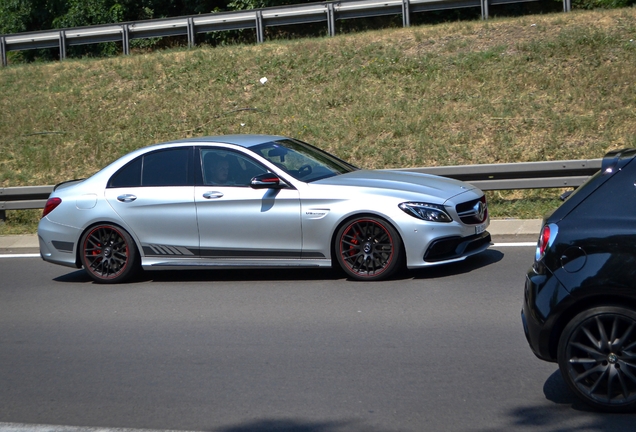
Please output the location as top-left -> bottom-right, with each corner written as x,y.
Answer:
0,253 -> 40,258
0,423 -> 194,432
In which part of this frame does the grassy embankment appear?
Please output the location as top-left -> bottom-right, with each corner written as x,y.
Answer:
1,7 -> 635,234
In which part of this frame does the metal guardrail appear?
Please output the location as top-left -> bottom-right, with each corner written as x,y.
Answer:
0,186 -> 55,221
0,158 -> 602,220
0,0 -> 572,67
397,158 -> 602,190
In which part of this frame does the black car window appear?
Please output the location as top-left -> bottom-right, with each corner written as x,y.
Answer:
108,147 -> 192,188
108,157 -> 142,188
142,148 -> 191,186
200,148 -> 268,187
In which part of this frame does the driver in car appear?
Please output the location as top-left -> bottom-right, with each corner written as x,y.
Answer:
209,157 -> 234,185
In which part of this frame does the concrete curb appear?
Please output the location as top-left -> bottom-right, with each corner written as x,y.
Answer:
0,234 -> 40,254
0,219 -> 541,255
487,219 -> 541,243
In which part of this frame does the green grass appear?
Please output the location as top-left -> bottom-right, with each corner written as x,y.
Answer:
0,210 -> 41,235
1,7 -> 635,234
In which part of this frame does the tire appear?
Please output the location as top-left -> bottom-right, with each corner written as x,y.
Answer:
335,216 -> 403,281
80,224 -> 139,284
557,306 -> 636,413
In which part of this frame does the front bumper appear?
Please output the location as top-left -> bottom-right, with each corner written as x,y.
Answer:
423,231 -> 491,263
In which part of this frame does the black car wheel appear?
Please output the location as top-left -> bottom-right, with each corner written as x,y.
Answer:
80,224 -> 139,284
558,306 -> 636,412
336,217 -> 403,281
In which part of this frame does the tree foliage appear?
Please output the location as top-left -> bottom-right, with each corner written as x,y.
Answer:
1,0 -> 633,61
0,0 -> 317,34
574,0 -> 635,8
0,0 -> 320,59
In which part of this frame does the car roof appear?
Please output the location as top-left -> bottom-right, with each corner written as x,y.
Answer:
96,135 -> 290,175
158,134 -> 288,149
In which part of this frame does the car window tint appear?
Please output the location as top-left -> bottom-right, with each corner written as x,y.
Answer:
201,149 -> 268,187
142,148 -> 190,187
108,157 -> 142,188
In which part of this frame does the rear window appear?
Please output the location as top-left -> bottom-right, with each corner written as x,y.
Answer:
108,147 -> 192,188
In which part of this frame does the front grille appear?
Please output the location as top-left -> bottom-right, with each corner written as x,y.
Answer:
456,195 -> 488,225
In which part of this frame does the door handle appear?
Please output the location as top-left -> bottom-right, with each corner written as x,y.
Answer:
203,191 -> 224,199
117,194 -> 137,203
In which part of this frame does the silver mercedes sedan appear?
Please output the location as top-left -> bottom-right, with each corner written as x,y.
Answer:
38,135 -> 490,283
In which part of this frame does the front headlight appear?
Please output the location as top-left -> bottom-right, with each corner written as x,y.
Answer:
399,202 -> 452,223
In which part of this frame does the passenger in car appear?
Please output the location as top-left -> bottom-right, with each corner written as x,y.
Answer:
207,156 -> 234,185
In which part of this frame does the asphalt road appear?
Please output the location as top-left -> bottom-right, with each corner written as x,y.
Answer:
1,246 -> 635,432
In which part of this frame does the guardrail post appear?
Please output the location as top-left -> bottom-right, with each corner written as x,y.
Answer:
563,0 -> 571,12
402,0 -> 411,27
187,17 -> 196,47
0,210 -> 5,222
327,3 -> 336,37
122,25 -> 130,55
256,11 -> 264,43
59,31 -> 67,60
480,0 -> 489,19
1,37 -> 6,67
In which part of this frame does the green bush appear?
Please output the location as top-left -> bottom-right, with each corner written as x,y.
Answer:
573,0 -> 635,8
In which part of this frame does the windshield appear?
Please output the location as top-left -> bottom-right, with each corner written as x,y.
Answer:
249,139 -> 358,182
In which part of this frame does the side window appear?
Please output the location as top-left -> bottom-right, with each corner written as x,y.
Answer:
108,148 -> 192,188
201,149 -> 268,187
142,148 -> 191,187
108,157 -> 142,188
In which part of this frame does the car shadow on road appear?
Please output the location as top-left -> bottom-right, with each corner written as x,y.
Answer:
542,369 -> 589,409
216,418 -> 390,432
53,269 -> 93,283
476,369 -> 636,432
53,267 -> 346,284
142,267 -> 346,283
53,250 -> 503,284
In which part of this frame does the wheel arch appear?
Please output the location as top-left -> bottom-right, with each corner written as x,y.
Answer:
548,293 -> 636,360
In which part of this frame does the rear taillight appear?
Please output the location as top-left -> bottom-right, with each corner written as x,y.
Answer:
42,197 -> 62,218
535,223 -> 558,262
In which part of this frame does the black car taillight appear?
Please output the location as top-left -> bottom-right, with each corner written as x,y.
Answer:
535,223 -> 558,262
42,197 -> 62,218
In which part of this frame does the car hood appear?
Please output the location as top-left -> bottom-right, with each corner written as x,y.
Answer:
312,169 -> 477,201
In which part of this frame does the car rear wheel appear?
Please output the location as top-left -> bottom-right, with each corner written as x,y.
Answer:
80,224 -> 139,284
558,306 -> 636,413
335,217 -> 403,281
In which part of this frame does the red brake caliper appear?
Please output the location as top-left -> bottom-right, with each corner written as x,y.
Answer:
348,229 -> 360,257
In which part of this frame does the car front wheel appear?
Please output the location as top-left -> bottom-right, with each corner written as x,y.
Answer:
558,306 -> 636,412
335,216 -> 403,281
80,224 -> 139,284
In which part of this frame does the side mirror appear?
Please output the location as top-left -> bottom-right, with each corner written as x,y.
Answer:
560,189 -> 574,201
250,173 -> 287,189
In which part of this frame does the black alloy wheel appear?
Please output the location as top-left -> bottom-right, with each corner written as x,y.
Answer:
336,217 -> 403,281
80,224 -> 139,283
558,306 -> 636,412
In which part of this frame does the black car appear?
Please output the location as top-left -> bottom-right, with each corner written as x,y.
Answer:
522,148 -> 636,413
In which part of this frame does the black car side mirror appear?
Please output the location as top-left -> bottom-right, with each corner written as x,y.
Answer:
250,173 -> 287,189
560,189 -> 574,201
